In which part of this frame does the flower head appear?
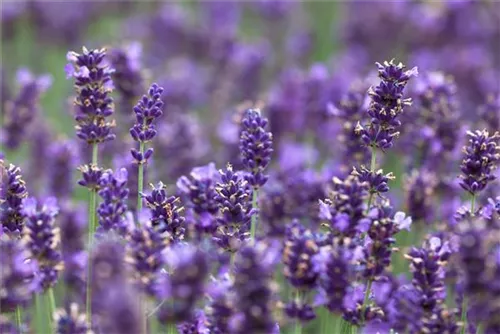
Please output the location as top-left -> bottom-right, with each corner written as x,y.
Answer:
0,161 -> 28,236
97,168 -> 130,236
54,303 -> 92,334
66,47 -> 115,144
239,108 -> 273,188
459,130 -> 500,195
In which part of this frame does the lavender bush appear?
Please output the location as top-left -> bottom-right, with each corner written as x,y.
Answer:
1,2 -> 499,334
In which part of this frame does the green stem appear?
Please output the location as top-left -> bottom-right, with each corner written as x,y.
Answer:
460,193 -> 476,334
250,188 -> 259,242
15,307 -> 22,332
167,323 -> 177,334
86,142 -> 99,327
294,290 -> 303,334
365,147 -> 377,212
137,141 -> 145,214
46,288 -> 56,332
360,279 -> 372,324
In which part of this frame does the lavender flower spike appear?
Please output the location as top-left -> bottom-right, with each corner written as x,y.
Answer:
54,303 -> 92,334
459,130 -> 500,195
97,168 -> 130,236
130,83 -> 164,165
66,47 -> 116,145
22,197 -> 62,291
239,108 -> 273,188
0,161 -> 28,236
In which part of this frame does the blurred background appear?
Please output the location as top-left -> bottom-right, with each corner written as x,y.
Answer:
1,0 -> 499,200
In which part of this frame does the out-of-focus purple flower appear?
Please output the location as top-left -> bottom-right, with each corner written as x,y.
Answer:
177,163 -> 220,236
2,68 -> 52,149
157,244 -> 209,324
97,168 -> 129,236
0,234 -> 37,312
459,130 -> 499,195
404,169 -> 438,225
130,83 -> 164,164
177,310 -> 208,334
143,182 -> 185,241
0,314 -> 18,334
342,283 -> 384,325
319,175 -> 369,237
126,222 -> 168,296
0,162 -> 28,236
313,241 -> 353,314
97,285 -> 142,334
206,274 -> 234,334
54,303 -> 92,334
59,204 -> 86,300
283,221 -> 319,289
478,93 -> 500,134
239,108 -> 273,188
47,140 -> 78,200
66,47 -> 116,145
109,42 -> 144,112
22,197 -> 62,291
253,0 -> 295,19
355,60 -> 417,150
230,242 -> 278,334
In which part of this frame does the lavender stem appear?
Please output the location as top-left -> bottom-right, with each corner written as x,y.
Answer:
250,188 -> 259,242
15,306 -> 22,331
365,147 -> 377,211
360,278 -> 372,325
460,193 -> 476,334
46,287 -> 56,332
137,141 -> 145,213
294,290 -> 302,334
86,141 -> 99,326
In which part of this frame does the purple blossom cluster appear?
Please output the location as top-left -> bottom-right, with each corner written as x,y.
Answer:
2,2 -> 500,334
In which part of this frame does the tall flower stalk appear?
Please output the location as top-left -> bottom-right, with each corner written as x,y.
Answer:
66,46 -> 116,325
239,109 -> 273,241
355,60 -> 417,326
130,83 -> 164,213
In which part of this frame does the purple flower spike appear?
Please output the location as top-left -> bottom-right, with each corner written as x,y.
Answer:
0,235 -> 38,312
239,108 -> 273,188
47,140 -> 79,200
97,168 -> 130,236
230,242 -> 278,334
3,68 -> 52,149
351,166 -> 395,197
77,164 -> 103,190
130,83 -> 164,164
126,223 -> 169,296
157,245 -> 209,324
54,303 -> 91,334
459,130 -> 500,195
22,196 -> 62,291
0,161 -> 28,236
66,47 -> 116,145
143,182 -> 185,241
355,60 -> 417,150
213,164 -> 253,252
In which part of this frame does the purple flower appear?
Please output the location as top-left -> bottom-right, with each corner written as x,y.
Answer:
177,163 -> 220,236
478,93 -> 500,134
239,108 -> 273,188
97,168 -> 130,236
319,175 -> 369,237
59,204 -> 87,299
126,223 -> 168,296
459,130 -> 500,195
54,303 -> 91,334
177,310 -> 208,334
97,285 -> 142,334
77,164 -> 103,190
22,197 -> 61,291
66,47 -> 116,145
47,140 -> 78,200
130,83 -> 164,164
157,245 -> 209,324
355,60 -> 417,150
404,169 -> 438,225
0,162 -> 28,236
143,182 -> 185,241
283,222 -> 319,290
230,242 -> 279,334
0,235 -> 37,312
213,164 -> 252,252
2,68 -> 52,149
352,166 -> 395,197
206,274 -> 234,334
